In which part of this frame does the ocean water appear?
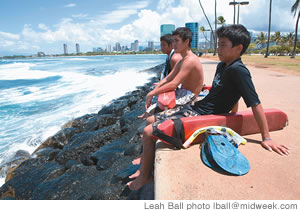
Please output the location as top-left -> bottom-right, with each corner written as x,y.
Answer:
0,54 -> 165,184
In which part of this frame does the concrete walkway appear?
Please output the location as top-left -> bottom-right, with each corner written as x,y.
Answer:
154,58 -> 300,200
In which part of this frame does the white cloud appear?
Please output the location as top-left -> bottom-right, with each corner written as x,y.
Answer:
0,40 -> 15,47
97,9 -> 138,25
118,0 -> 149,10
72,14 -> 89,19
64,3 -> 76,8
38,23 -> 49,31
157,0 -> 176,11
0,0 -> 297,55
0,31 -> 20,40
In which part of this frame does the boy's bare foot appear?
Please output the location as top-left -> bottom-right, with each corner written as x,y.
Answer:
127,175 -> 153,191
132,155 -> 142,165
129,169 -> 140,179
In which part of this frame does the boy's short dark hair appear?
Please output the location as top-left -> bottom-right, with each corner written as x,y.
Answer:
172,27 -> 193,47
160,34 -> 174,45
216,24 -> 251,55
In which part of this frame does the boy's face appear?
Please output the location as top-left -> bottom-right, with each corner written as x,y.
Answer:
217,37 -> 242,64
173,35 -> 188,53
160,40 -> 173,54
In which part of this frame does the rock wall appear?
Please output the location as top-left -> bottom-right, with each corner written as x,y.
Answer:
0,64 -> 163,200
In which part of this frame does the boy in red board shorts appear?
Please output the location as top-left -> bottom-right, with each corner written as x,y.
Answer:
127,24 -> 289,191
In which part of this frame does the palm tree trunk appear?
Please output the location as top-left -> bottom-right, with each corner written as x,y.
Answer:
198,0 -> 216,55
214,0 -> 217,56
291,11 -> 300,58
233,0 -> 236,24
265,0 -> 272,58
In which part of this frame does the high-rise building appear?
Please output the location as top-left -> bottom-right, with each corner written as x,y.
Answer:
185,22 -> 199,49
76,43 -> 80,54
148,41 -> 154,51
160,24 -> 175,37
106,44 -> 112,52
134,40 -> 139,51
63,44 -> 68,55
115,42 -> 121,51
130,43 -> 135,51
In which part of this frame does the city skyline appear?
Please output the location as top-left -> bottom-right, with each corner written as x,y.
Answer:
0,0 -> 298,56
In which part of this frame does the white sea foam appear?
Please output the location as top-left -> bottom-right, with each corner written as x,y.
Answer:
0,62 -> 57,80
0,55 -> 164,187
0,68 -> 155,174
68,58 -> 90,61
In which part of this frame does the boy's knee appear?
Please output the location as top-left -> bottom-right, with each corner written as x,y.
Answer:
143,124 -> 153,136
146,116 -> 155,125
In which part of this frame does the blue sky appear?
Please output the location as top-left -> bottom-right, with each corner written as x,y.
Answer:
0,0 -> 298,55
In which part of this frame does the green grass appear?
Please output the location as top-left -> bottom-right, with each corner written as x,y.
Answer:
241,55 -> 300,73
203,54 -> 300,75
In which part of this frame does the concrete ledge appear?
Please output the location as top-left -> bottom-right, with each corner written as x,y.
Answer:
153,59 -> 300,200
154,134 -> 299,200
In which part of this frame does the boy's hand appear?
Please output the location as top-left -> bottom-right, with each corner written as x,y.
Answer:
261,140 -> 289,156
145,93 -> 154,109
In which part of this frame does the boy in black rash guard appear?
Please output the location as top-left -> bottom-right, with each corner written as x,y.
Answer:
127,24 -> 289,191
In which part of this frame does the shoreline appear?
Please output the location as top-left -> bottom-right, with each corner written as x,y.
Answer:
0,52 -> 165,60
0,63 -> 163,199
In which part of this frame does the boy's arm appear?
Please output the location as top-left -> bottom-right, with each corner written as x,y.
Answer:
170,53 -> 182,69
145,60 -> 181,109
147,58 -> 194,101
231,102 -> 239,113
251,104 -> 289,155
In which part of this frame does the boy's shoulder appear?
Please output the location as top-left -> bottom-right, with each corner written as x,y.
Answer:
184,52 -> 201,64
228,58 -> 248,71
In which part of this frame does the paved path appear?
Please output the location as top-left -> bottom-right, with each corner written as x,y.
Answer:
154,58 -> 300,200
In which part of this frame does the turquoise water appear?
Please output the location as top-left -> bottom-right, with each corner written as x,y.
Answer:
0,54 -> 165,176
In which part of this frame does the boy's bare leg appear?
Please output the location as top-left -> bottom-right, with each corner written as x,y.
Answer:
130,115 -> 156,165
127,124 -> 155,190
146,115 -> 155,125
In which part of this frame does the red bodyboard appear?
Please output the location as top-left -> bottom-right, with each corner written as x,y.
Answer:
156,108 -> 288,144
157,91 -> 176,110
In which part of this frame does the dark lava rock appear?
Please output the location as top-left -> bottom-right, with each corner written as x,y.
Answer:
80,154 -> 94,166
0,63 -> 163,200
36,127 -> 80,150
0,159 -> 65,199
91,138 -> 128,170
0,150 -> 31,182
112,164 -> 140,184
30,164 -> 129,200
124,143 -> 142,156
33,147 -> 61,162
98,99 -> 129,117
55,122 -> 122,164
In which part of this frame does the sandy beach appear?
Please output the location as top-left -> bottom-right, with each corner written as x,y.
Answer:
155,57 -> 300,200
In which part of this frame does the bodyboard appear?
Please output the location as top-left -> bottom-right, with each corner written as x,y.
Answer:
156,108 -> 288,144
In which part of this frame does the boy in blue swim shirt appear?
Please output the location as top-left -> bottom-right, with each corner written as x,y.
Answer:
128,24 -> 289,191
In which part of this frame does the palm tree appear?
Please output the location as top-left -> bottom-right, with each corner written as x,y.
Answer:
198,0 -> 216,55
200,26 -> 210,42
286,32 -> 295,48
200,26 -> 210,52
271,31 -> 282,45
265,0 -> 272,58
291,0 -> 300,58
217,16 -> 226,25
255,32 -> 267,50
